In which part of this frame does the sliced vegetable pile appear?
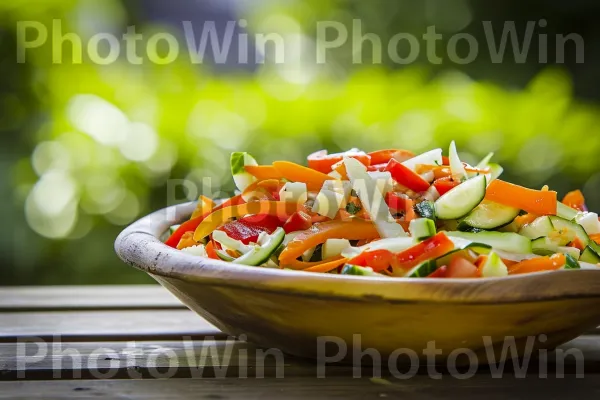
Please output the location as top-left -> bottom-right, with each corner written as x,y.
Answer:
165,143 -> 600,278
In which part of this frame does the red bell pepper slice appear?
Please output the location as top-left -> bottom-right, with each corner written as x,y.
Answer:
204,241 -> 220,259
366,163 -> 388,172
562,190 -> 587,212
307,150 -> 371,173
283,211 -> 313,233
164,195 -> 244,248
385,192 -> 416,221
348,232 -> 455,272
428,265 -> 447,278
433,177 -> 460,196
384,159 -> 430,192
218,214 -> 285,245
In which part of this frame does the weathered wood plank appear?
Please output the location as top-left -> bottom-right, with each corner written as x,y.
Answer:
1,375 -> 599,400
0,310 -> 221,343
0,286 -> 184,311
1,336 -> 598,380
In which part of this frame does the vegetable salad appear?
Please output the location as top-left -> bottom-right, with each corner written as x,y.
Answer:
165,143 -> 600,278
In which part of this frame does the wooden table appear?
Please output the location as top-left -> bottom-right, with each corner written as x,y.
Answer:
1,285 -> 600,399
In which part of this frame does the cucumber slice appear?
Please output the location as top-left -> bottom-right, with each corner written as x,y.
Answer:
530,237 -> 580,259
580,246 -> 600,264
415,201 -> 435,220
233,228 -> 285,266
486,163 -> 503,182
434,175 -> 486,220
405,260 -> 438,277
446,231 -> 532,254
169,224 -> 181,235
230,152 -> 258,191
215,249 -> 236,262
460,200 -> 520,230
518,216 -> 554,240
480,251 -> 508,277
341,237 -> 415,259
564,254 -> 581,270
341,265 -> 380,276
556,202 -> 578,220
548,216 -> 590,247
409,218 -> 436,241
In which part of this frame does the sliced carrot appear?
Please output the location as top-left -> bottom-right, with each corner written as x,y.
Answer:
303,257 -> 348,273
244,165 -> 283,180
332,160 -> 349,180
562,190 -> 587,212
205,241 -> 219,260
485,180 -> 557,215
272,161 -> 334,191
193,201 -> 301,241
368,149 -> 414,165
281,256 -> 346,271
569,237 -> 586,251
508,254 -> 565,275
514,213 -> 538,228
279,220 -> 380,264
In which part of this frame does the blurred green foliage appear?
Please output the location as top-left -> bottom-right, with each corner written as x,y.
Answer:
2,0 -> 600,285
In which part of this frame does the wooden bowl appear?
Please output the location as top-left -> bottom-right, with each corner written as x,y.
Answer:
115,202 -> 600,362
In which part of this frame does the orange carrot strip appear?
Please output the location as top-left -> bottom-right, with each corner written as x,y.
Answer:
281,256 -> 346,271
303,258 -> 349,273
514,213 -> 538,228
194,201 -> 300,241
244,165 -> 283,180
279,220 -> 380,264
562,190 -> 587,212
205,241 -> 219,260
272,161 -> 334,191
509,254 -> 565,275
485,180 -> 557,215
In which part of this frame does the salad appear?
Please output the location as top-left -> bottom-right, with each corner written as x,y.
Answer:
164,143 -> 600,278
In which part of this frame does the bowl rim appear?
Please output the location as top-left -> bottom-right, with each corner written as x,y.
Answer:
115,202 -> 600,304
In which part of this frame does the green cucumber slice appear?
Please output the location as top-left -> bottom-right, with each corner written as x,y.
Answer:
405,260 -> 438,277
169,225 -> 181,235
563,254 -> 581,270
548,216 -> 590,247
434,175 -> 486,220
409,218 -> 436,241
215,249 -> 236,262
230,152 -> 258,191
580,246 -> 600,264
480,251 -> 508,277
487,163 -> 503,182
341,265 -> 380,276
233,228 -> 285,266
446,231 -> 532,254
518,216 -> 554,240
460,200 -> 520,230
414,201 -> 435,220
556,202 -> 578,220
531,237 -> 580,259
